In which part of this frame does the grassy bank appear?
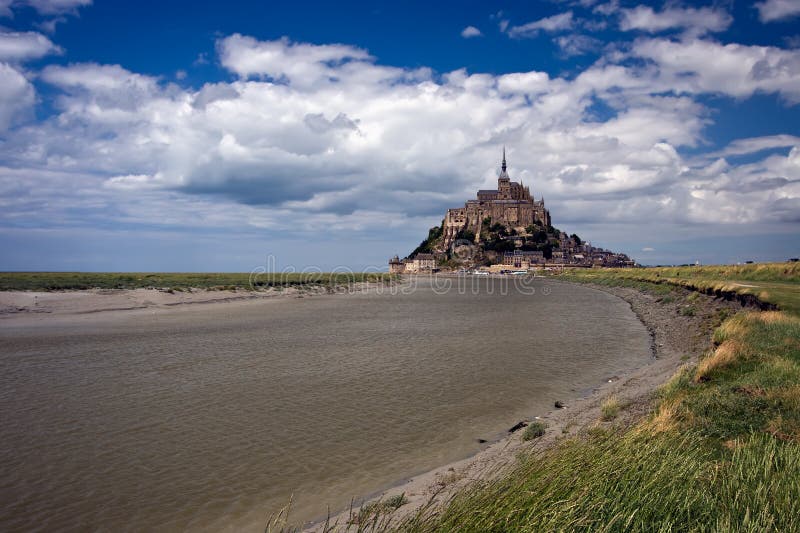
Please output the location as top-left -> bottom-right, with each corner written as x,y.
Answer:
0,272 -> 394,291
354,265 -> 800,532
559,262 -> 800,315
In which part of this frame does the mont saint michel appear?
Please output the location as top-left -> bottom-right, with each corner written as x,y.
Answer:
390,150 -> 634,273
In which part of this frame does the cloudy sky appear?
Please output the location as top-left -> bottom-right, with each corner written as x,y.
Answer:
1,0 -> 800,271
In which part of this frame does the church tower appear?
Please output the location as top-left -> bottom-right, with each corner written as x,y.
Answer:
498,147 -> 511,199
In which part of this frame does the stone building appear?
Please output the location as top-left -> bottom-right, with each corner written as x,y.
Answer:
443,149 -> 550,247
406,253 -> 435,273
389,255 -> 405,273
502,250 -> 545,269
390,253 -> 436,274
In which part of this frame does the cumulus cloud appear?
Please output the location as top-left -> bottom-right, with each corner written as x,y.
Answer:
217,34 -> 373,87
41,62 -> 161,113
460,26 -> 481,38
0,33 -> 796,255
755,0 -> 800,22
0,62 -> 35,130
507,11 -> 573,38
619,5 -> 732,35
0,30 -> 61,61
627,38 -> 800,103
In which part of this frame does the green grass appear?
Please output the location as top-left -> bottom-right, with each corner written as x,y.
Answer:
521,421 -> 547,441
0,272 -> 394,291
558,263 -> 800,316
399,429 -> 800,532
600,395 -> 622,421
386,266 -> 800,532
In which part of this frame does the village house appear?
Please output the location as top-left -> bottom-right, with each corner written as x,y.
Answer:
502,250 -> 544,269
390,253 -> 436,274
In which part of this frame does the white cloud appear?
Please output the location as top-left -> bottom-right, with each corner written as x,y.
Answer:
0,61 -> 35,130
593,1 -> 618,16
28,0 -> 89,13
497,71 -> 551,94
706,134 -> 800,158
41,62 -> 161,114
0,0 -> 92,17
507,11 -> 573,38
755,0 -> 800,22
0,33 -> 796,256
619,5 -> 732,35
628,38 -> 800,103
34,16 -> 67,34
0,30 -> 61,61
554,34 -> 602,57
460,26 -> 482,38
217,34 -> 373,87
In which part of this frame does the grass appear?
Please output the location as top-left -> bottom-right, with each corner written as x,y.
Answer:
348,494 -> 409,529
384,265 -> 800,532
0,271 -> 394,291
558,262 -> 800,315
600,395 -> 622,421
521,421 -> 547,441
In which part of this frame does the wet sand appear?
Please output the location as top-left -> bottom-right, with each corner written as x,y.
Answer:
0,283 -> 376,321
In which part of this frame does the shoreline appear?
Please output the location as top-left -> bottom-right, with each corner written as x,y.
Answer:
0,282 -> 386,324
304,278 -> 744,531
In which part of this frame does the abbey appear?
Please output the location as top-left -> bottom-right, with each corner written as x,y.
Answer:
389,149 -> 636,272
443,149 -> 550,247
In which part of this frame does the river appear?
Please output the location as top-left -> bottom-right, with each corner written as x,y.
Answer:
0,277 -> 651,531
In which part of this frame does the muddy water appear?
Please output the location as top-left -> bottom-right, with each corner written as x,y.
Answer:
0,277 -> 651,531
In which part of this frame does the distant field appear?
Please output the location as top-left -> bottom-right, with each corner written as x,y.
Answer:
0,272 -> 394,291
560,262 -> 800,316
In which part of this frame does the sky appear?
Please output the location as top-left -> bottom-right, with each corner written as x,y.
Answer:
1,0 -> 800,271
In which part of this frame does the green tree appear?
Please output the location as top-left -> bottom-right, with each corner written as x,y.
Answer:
455,228 -> 475,242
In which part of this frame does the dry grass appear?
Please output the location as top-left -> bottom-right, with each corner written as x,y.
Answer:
695,341 -> 745,382
642,399 -> 682,434
713,313 -> 751,344
766,385 -> 800,410
600,395 -> 621,421
758,310 -> 791,324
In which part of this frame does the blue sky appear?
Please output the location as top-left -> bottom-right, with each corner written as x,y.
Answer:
1,0 -> 800,271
